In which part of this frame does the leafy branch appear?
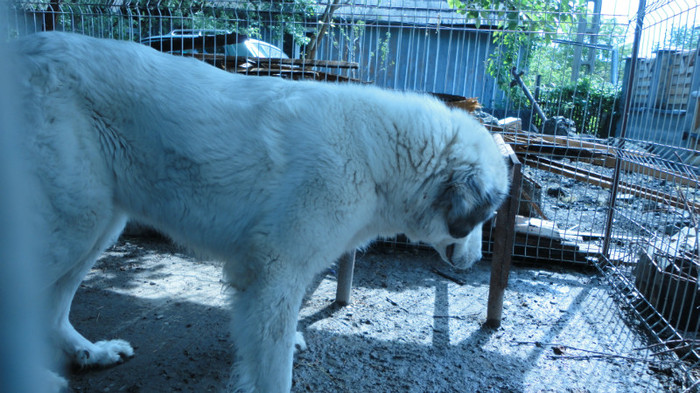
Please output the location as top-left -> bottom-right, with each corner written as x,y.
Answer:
447,0 -> 586,104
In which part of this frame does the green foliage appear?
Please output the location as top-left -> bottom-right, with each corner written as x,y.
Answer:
448,0 -> 587,104
537,77 -> 621,138
653,25 -> 700,51
330,19 -> 366,63
528,17 -> 630,87
378,31 -> 393,71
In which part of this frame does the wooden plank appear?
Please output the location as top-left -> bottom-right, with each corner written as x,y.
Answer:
617,158 -> 700,188
275,70 -> 352,82
575,154 -> 699,189
275,58 -> 360,69
500,131 -> 700,189
510,142 -> 606,158
493,133 -> 518,162
534,152 -> 699,190
692,92 -> 700,146
182,53 -> 362,83
484,216 -> 599,262
500,131 -> 620,157
522,156 -> 700,213
189,53 -> 359,69
560,229 -> 640,242
515,216 -> 565,241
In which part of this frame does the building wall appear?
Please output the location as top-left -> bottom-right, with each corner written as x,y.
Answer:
314,24 -> 500,108
619,50 -> 700,148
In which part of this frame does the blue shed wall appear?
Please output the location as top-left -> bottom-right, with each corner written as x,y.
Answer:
314,24 -> 499,108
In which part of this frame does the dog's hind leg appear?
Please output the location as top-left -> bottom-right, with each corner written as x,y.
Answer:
47,213 -> 134,369
228,270 -> 308,393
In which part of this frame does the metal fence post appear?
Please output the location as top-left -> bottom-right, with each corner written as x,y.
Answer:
602,0 -> 647,259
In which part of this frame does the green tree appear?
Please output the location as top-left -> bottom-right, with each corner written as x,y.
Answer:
528,17 -> 630,88
447,0 -> 587,105
654,25 -> 700,51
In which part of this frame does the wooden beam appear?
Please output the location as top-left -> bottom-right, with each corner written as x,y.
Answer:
188,53 -> 359,69
522,156 -> 700,213
499,130 -> 699,189
487,134 -> 522,328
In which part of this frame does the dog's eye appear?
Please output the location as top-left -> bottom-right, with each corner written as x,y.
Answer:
448,220 -> 473,239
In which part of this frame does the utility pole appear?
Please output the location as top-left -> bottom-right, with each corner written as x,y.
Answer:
571,0 -> 603,82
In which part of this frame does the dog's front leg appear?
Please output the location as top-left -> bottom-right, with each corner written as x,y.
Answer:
228,275 -> 306,393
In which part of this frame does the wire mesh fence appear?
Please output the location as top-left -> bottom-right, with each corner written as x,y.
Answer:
4,0 -> 700,390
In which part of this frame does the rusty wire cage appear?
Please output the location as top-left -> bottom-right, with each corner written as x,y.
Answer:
4,0 -> 700,390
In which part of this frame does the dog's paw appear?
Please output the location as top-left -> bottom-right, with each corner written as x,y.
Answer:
74,339 -> 134,368
294,331 -> 307,353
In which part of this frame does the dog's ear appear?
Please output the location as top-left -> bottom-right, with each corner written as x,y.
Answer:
439,171 -> 500,239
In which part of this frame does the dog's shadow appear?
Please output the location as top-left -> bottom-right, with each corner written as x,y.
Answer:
297,302 -> 344,331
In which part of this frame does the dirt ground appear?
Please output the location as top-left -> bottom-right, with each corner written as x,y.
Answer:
66,235 -> 686,393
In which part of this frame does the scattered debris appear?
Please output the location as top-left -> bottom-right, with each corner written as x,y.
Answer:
498,117 -> 522,133
189,53 -> 361,82
472,110 -> 500,126
546,185 -> 568,199
482,215 -> 601,264
542,116 -> 577,137
144,32 -> 361,82
518,174 -> 545,219
430,267 -> 466,286
635,227 -> 699,334
512,341 -> 661,363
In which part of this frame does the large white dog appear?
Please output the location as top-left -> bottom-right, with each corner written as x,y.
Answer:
13,32 -> 509,392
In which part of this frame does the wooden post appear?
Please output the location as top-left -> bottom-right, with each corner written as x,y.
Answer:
335,250 -> 356,306
486,136 -> 522,328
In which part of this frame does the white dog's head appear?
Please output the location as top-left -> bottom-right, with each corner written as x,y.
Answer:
410,169 -> 504,270
433,159 -> 507,270
398,108 -> 510,270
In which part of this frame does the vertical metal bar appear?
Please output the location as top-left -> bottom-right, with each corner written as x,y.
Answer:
431,25 -> 440,93
444,26 -> 454,94
571,7 -> 587,82
459,24 -> 469,97
394,17 -> 405,89
602,0 -> 647,259
611,48 -> 619,85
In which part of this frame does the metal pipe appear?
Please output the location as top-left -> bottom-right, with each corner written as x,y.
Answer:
602,0 -> 647,259
510,67 -> 547,123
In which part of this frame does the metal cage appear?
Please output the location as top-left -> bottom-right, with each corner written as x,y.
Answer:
3,0 -> 699,390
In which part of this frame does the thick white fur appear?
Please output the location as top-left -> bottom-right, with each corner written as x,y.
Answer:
14,32 -> 509,392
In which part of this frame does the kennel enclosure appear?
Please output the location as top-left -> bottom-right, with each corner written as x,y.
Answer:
3,0 -> 700,390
